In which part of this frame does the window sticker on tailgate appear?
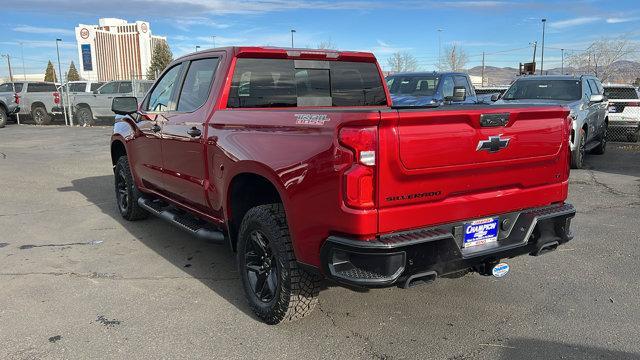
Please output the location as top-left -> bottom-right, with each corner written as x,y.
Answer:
463,217 -> 499,247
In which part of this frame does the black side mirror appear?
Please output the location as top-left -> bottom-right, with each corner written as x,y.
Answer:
112,97 -> 138,115
490,93 -> 500,102
446,86 -> 466,102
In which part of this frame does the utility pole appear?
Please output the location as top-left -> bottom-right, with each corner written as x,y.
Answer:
3,54 -> 20,124
481,52 -> 485,87
212,35 -> 216,48
290,29 -> 296,48
540,18 -> 547,75
55,38 -> 70,126
561,48 -> 565,74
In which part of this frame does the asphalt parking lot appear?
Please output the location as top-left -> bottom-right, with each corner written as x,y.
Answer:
1,125 -> 639,360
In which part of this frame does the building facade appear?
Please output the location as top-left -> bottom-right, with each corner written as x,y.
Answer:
75,18 -> 167,81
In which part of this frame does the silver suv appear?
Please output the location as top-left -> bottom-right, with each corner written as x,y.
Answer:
496,75 -> 608,168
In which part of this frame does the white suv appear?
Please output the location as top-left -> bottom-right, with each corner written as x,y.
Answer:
603,84 -> 639,142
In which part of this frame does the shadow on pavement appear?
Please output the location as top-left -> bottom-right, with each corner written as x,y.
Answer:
584,143 -> 640,178
498,338 -> 640,360
58,174 -> 257,320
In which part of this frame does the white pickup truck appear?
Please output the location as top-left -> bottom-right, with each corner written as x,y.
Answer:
72,80 -> 153,126
10,81 -> 63,125
603,84 -> 640,142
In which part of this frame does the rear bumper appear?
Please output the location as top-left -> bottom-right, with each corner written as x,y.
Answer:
320,203 -> 575,288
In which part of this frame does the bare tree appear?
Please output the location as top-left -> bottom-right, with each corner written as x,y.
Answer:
386,52 -> 418,73
566,37 -> 639,82
439,44 -> 469,71
316,39 -> 337,50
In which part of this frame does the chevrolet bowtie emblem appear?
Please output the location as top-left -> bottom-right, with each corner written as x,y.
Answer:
477,135 -> 510,153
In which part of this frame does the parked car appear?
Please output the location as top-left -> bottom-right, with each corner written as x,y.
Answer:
73,80 -> 153,126
0,82 -> 22,128
110,46 -> 575,324
385,72 -> 478,106
12,81 -> 63,125
603,84 -> 639,142
496,75 -> 608,168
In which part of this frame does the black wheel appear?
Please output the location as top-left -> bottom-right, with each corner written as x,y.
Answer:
76,107 -> 95,126
31,106 -> 51,125
628,131 -> 639,143
0,108 -> 6,128
591,122 -> 607,155
238,204 -> 320,324
114,156 -> 148,221
571,128 -> 586,169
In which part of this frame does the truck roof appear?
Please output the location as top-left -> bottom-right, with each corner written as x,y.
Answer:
175,46 -> 377,63
387,71 -> 469,77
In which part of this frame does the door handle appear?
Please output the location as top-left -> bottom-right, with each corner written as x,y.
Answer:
152,124 -> 161,133
187,127 -> 201,138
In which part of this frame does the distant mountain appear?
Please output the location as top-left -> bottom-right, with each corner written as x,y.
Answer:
469,60 -> 640,86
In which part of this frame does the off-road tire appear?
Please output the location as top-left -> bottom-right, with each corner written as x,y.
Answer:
591,122 -> 607,155
0,108 -> 7,128
114,156 -> 149,221
238,204 -> 320,324
76,107 -> 95,127
570,128 -> 586,169
31,106 -> 51,125
628,131 -> 639,143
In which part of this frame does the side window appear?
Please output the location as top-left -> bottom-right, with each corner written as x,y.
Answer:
583,80 -> 593,98
588,79 -> 601,95
90,83 -> 104,92
98,82 -> 118,94
68,83 -> 87,92
177,58 -> 219,112
442,76 -> 454,98
119,82 -> 133,93
146,64 -> 183,112
454,75 -> 472,95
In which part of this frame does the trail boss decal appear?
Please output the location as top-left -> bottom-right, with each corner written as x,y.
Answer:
295,114 -> 330,126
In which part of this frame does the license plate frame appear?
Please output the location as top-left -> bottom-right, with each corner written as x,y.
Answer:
463,217 -> 499,248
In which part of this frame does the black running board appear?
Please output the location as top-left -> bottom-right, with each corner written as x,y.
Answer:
138,197 -> 225,243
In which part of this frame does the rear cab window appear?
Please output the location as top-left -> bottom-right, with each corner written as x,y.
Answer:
227,58 -> 386,108
27,83 -> 57,92
604,87 -> 638,99
68,83 -> 87,92
0,83 -> 24,92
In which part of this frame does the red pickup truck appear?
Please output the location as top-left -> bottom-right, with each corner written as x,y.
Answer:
110,47 -> 575,324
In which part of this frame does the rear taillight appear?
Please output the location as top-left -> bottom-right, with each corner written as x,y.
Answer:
53,92 -> 60,104
14,93 -> 19,104
338,126 -> 377,209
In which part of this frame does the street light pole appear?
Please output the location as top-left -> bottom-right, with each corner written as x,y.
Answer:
55,38 -> 70,126
212,35 -> 216,48
290,29 -> 296,48
196,45 -> 200,52
561,48 -> 565,74
20,42 -> 26,80
540,18 -> 547,75
437,28 -> 443,69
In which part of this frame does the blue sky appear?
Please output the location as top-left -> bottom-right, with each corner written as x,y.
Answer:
1,0 -> 639,79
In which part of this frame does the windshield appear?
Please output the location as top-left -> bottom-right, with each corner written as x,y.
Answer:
0,83 -> 23,92
387,75 -> 439,97
503,79 -> 581,101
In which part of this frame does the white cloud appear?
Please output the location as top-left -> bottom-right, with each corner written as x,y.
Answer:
606,17 -> 639,24
549,17 -> 600,29
13,25 -> 74,35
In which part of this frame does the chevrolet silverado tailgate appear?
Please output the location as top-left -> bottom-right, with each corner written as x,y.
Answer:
377,105 -> 570,233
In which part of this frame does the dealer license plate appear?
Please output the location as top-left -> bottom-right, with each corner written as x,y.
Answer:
463,217 -> 499,248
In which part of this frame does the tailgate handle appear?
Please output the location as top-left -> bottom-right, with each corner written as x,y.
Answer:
480,113 -> 510,127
